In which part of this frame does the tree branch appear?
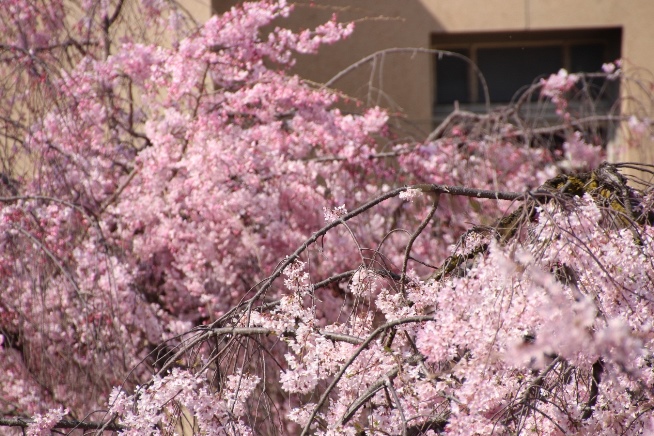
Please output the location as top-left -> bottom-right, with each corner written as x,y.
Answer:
0,416 -> 124,431
581,359 -> 604,420
400,194 -> 440,298
341,354 -> 424,425
300,316 -> 434,436
214,183 -> 529,327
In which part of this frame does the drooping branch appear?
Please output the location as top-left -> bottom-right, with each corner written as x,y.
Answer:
0,416 -> 125,432
384,374 -> 409,436
340,354 -> 425,425
324,47 -> 491,113
399,194 -> 440,298
505,356 -> 562,429
581,359 -> 605,420
212,183 -> 528,327
429,162 -> 646,282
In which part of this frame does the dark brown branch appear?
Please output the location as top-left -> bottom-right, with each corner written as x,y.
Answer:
499,356 -> 562,432
208,326 -> 363,345
213,183 -> 531,327
107,0 -> 126,27
100,167 -> 140,213
581,359 -> 604,420
0,416 -> 124,431
313,269 -> 357,290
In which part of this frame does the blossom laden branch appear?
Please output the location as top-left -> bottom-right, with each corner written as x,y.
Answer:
340,354 -> 426,425
0,416 -> 125,432
207,326 -> 364,345
300,315 -> 435,436
220,183 -> 531,322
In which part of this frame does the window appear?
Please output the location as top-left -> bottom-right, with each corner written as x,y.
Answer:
432,28 -> 622,123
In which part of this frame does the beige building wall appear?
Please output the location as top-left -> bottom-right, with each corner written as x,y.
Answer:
181,0 -> 212,22
211,0 -> 654,164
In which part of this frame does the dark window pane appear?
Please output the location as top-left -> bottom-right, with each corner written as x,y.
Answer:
571,43 -> 608,99
435,49 -> 470,104
477,46 -> 562,102
570,43 -> 605,72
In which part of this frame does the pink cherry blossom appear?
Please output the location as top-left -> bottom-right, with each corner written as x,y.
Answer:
1,1 -> 654,435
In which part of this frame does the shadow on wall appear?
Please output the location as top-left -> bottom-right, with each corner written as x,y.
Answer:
212,0 -> 445,135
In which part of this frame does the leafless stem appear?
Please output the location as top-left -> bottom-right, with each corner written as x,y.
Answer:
100,167 -> 139,213
15,226 -> 84,301
324,48 -> 490,114
581,359 -> 604,420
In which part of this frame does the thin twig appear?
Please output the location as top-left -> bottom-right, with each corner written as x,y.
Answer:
324,48 -> 491,114
399,194 -> 440,298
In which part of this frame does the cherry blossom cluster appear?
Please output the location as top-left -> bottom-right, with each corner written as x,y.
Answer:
540,68 -> 580,117
1,0 -> 652,435
25,407 -> 68,436
225,172 -> 654,435
106,369 -> 258,436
